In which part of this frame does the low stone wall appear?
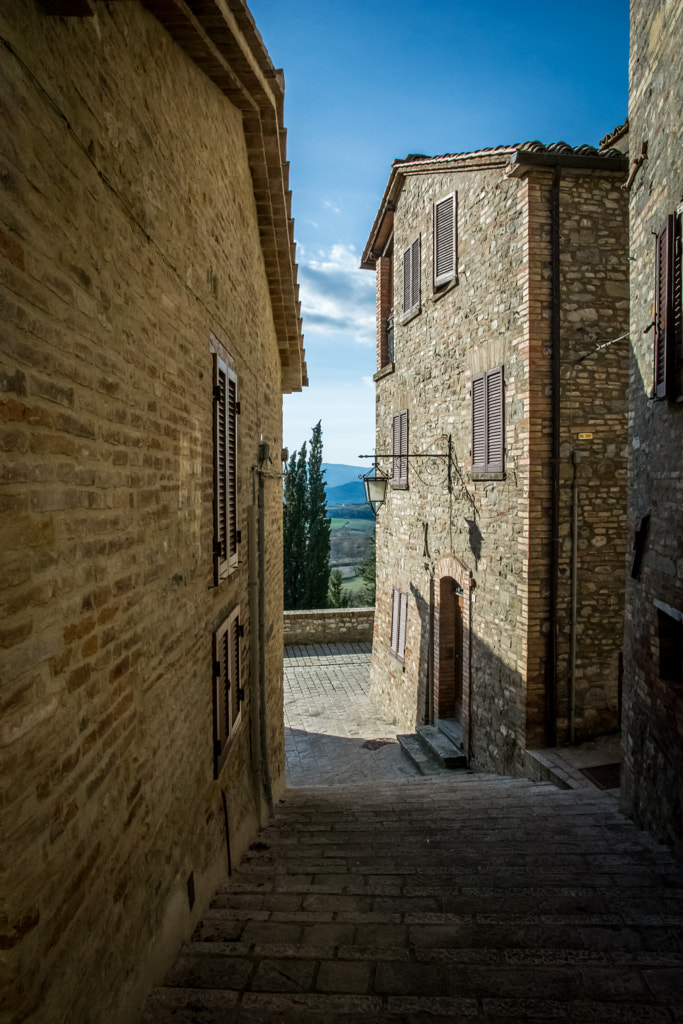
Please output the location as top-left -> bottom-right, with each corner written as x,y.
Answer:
284,608 -> 375,646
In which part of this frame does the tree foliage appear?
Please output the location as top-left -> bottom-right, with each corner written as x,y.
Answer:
358,537 -> 376,606
327,569 -> 350,609
283,421 -> 331,610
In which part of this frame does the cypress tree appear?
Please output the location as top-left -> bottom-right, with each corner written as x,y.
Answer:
305,421 -> 331,608
283,443 -> 308,609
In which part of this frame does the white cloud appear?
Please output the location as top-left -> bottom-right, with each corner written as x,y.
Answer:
362,375 -> 374,389
298,243 -> 375,346
322,198 -> 341,213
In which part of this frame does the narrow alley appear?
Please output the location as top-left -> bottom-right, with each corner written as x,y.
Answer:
141,646 -> 683,1024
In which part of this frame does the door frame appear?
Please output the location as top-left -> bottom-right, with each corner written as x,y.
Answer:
433,554 -> 472,760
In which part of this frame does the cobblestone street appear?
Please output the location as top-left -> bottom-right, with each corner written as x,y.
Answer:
141,644 -> 683,1023
283,642 -> 420,787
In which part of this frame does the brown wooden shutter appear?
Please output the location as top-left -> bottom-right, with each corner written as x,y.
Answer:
212,605 -> 241,778
402,245 -> 412,316
654,215 -> 675,400
402,237 -> 421,315
392,410 -> 408,485
434,193 -> 457,287
390,588 -> 400,654
485,366 -> 504,473
398,590 -> 408,662
471,373 -> 486,472
213,355 -> 238,583
411,237 -> 420,312
472,367 -> 504,473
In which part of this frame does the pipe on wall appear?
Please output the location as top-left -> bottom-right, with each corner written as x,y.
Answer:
248,503 -> 264,823
257,472 -> 274,817
569,451 -> 580,743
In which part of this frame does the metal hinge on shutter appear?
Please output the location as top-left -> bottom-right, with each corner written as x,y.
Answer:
236,687 -> 245,703
214,738 -> 223,757
237,623 -> 244,638
213,661 -> 221,677
235,402 -> 241,414
213,539 -> 223,556
236,531 -> 242,545
213,385 -> 222,401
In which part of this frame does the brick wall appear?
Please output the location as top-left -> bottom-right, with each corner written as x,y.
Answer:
621,0 -> 683,852
367,151 -> 628,776
284,608 -> 375,645
0,4 -> 289,1021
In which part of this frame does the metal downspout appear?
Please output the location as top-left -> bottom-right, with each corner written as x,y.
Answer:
248,502 -> 263,823
258,472 -> 274,816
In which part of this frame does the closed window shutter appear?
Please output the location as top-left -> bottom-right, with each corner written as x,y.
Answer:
654,215 -> 674,400
391,409 -> 409,486
485,367 -> 504,473
398,590 -> 408,661
434,193 -> 457,286
227,375 -> 238,569
402,237 -> 421,315
212,606 -> 242,778
402,245 -> 412,316
472,367 -> 504,473
390,588 -> 400,654
471,373 -> 486,471
213,354 -> 238,583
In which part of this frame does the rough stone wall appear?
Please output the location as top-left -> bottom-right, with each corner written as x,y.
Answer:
369,156 -> 628,775
555,172 -> 630,742
283,608 -> 375,646
0,4 -> 286,1023
621,0 -> 683,852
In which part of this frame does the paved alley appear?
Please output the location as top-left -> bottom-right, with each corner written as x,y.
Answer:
283,642 -> 421,787
140,647 -> 683,1023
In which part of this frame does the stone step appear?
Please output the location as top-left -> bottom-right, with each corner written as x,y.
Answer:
395,733 -> 445,774
416,723 -> 467,768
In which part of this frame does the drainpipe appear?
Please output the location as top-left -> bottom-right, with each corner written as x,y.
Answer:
569,451 -> 579,743
427,573 -> 435,725
544,166 -> 561,748
248,502 -> 264,822
258,471 -> 274,816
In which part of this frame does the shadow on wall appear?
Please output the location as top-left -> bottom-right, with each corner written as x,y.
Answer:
410,580 -> 431,728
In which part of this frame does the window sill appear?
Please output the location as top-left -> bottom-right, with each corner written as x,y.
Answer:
400,307 -> 421,326
389,650 -> 405,665
433,276 -> 458,301
471,471 -> 505,481
374,363 -> 395,382
390,482 -> 408,490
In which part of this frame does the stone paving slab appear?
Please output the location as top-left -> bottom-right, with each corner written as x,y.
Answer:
283,642 -> 426,786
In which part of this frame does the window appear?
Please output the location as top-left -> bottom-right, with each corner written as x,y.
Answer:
653,212 -> 682,400
390,588 -> 408,662
213,352 -> 239,583
391,409 -> 408,487
471,366 -> 504,475
433,193 -> 457,288
212,606 -> 243,777
402,236 -> 421,317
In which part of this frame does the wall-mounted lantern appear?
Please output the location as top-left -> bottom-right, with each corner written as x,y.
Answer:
358,435 -> 453,515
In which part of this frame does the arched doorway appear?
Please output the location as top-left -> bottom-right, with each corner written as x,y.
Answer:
436,576 -> 464,722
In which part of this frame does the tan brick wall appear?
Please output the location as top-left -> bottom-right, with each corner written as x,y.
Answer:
284,608 -> 375,645
368,155 -> 628,776
621,0 -> 683,852
0,4 -> 286,1022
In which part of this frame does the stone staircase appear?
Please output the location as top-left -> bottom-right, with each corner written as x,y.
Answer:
397,718 -> 467,773
140,772 -> 683,1023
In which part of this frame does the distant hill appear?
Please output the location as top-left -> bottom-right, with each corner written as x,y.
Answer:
327,479 -> 366,504
321,462 -> 366,490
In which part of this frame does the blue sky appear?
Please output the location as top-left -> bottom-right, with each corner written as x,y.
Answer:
248,0 -> 629,467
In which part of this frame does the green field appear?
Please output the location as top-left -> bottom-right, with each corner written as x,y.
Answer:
329,517 -> 375,534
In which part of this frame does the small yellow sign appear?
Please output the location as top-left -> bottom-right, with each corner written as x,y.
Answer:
578,433 -> 593,439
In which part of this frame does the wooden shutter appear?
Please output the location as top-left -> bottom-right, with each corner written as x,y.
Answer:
434,193 -> 457,287
471,373 -> 486,471
213,354 -> 238,583
398,590 -> 408,662
390,588 -> 400,655
654,215 -> 675,400
402,237 -> 421,315
485,367 -> 504,473
212,606 -> 242,778
391,410 -> 408,486
471,367 -> 504,473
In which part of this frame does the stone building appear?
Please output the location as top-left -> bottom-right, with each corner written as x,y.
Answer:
620,0 -> 683,854
361,143 -> 629,777
0,2 -> 304,1022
